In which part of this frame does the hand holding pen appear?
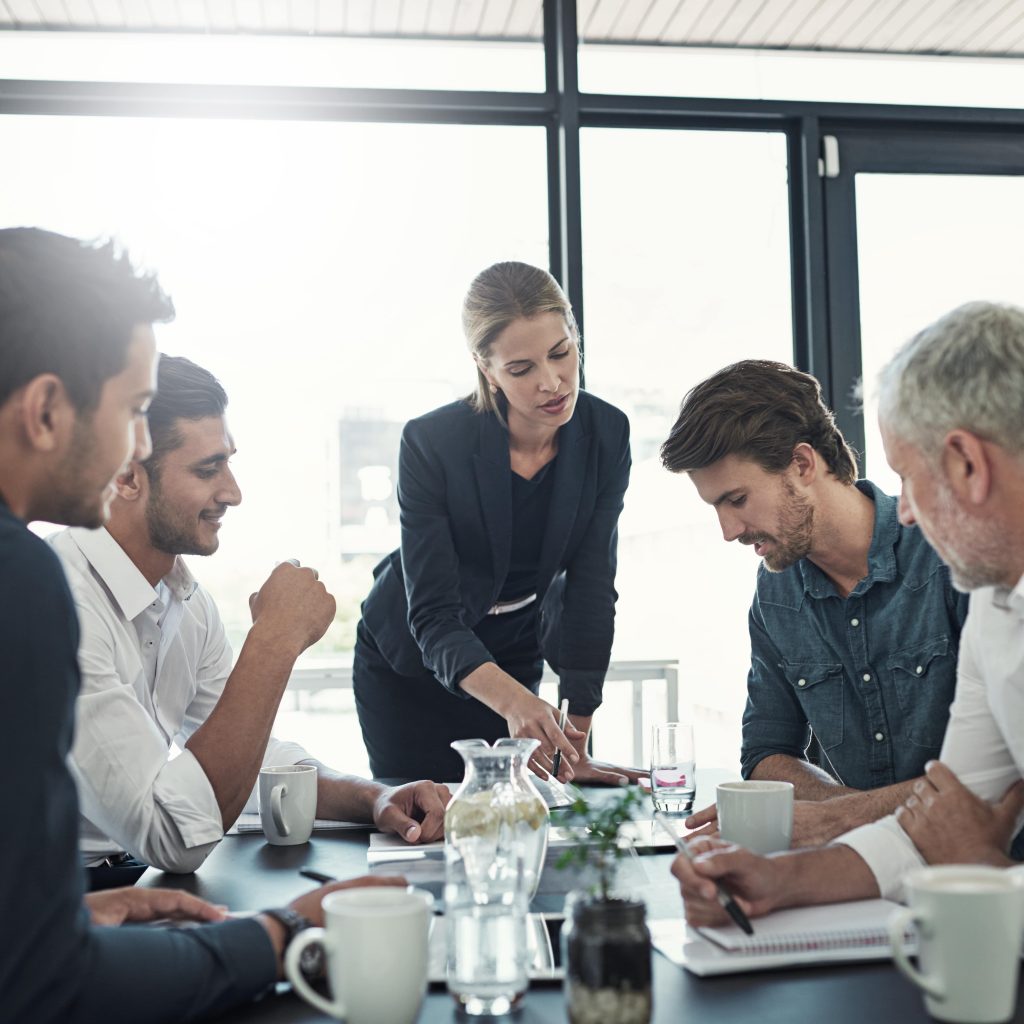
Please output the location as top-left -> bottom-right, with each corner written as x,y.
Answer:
655,812 -> 755,935
551,699 -> 570,781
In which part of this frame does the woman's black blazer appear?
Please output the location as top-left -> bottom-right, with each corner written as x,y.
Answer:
360,389 -> 631,716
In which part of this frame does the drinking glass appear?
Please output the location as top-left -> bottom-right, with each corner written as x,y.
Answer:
650,723 -> 696,816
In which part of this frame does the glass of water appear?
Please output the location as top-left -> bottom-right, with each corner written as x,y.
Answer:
650,722 -> 696,816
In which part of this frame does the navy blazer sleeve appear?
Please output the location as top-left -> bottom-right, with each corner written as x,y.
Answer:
554,413 -> 631,716
398,419 -> 496,691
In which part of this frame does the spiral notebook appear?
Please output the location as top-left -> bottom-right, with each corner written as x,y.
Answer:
651,898 -> 911,976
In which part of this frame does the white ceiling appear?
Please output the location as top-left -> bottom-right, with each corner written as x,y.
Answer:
2,0 -> 1024,58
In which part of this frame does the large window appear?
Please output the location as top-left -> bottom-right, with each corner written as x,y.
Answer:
580,127 -> 793,770
1,112 -> 547,775
9,18 -> 1022,777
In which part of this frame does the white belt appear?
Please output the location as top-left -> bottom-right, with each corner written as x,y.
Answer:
487,593 -> 537,616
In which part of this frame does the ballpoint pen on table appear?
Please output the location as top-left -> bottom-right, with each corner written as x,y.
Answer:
299,868 -> 336,884
653,811 -> 755,936
551,698 -> 570,780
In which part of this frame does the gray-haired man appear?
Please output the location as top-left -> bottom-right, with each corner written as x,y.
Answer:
672,301 -> 1024,925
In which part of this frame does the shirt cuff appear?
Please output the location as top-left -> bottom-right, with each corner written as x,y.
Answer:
836,815 -> 925,901
153,748 -> 225,849
191,916 -> 278,997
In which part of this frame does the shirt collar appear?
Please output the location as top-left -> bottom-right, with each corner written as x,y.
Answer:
992,572 -> 1024,616
67,527 -> 197,620
798,480 -> 899,599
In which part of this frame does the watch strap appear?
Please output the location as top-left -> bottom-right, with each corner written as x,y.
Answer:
261,906 -> 313,946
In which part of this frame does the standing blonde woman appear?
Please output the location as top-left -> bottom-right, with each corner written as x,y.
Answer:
354,262 -> 643,785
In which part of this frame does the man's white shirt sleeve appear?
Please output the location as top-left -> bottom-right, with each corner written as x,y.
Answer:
57,527 -> 314,873
838,594 -> 1023,900
70,600 -> 224,873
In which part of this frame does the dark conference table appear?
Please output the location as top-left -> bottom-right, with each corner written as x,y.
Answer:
139,780 -> 1024,1024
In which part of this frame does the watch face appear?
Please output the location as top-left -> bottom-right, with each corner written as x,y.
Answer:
264,908 -> 322,978
299,941 -> 325,979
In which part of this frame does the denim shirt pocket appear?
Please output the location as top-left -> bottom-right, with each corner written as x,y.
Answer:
888,635 -> 954,749
782,660 -> 844,750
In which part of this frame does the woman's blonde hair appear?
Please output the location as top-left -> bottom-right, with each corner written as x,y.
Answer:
462,261 -> 578,421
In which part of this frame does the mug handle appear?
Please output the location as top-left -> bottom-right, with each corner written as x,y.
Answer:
285,929 -> 345,1019
888,907 -> 946,1001
271,783 -> 290,837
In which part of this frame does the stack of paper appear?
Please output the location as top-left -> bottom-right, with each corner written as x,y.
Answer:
226,813 -> 371,835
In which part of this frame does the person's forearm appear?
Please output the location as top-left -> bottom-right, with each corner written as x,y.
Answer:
799,778 -> 920,840
186,623 -> 303,828
299,759 -> 384,822
458,662 -> 519,715
568,714 -> 593,746
771,844 -> 881,911
751,754 -> 858,800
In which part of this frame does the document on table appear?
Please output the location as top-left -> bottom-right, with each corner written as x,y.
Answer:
367,834 -> 653,898
651,898 -> 909,976
226,813 -> 372,835
365,820 -> 675,865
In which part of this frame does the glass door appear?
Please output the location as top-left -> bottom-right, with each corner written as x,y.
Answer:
820,129 -> 1024,492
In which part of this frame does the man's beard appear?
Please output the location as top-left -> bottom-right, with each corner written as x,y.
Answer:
49,417 -> 109,529
931,483 -> 1005,592
145,475 -> 218,557
739,478 -> 814,573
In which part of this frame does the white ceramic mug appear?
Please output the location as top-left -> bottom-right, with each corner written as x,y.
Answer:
285,887 -> 434,1024
889,865 -> 1024,1024
258,764 -> 317,846
716,780 -> 794,854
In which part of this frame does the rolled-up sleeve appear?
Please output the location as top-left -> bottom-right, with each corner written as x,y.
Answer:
70,603 -> 223,874
740,596 -> 811,778
399,421 -> 495,691
555,416 -> 631,716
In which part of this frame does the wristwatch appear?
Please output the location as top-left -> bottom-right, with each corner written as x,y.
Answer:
261,907 -> 323,978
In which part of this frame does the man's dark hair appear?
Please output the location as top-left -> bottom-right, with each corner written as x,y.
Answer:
660,359 -> 858,484
0,228 -> 174,412
143,355 -> 228,476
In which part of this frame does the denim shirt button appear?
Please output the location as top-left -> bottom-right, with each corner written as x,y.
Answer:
851,618 -> 860,627
862,673 -> 871,682
874,732 -> 884,741
916,665 -> 923,674
798,678 -> 807,687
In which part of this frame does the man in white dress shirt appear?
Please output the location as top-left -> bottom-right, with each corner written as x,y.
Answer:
672,300 -> 1024,923
53,355 -> 449,888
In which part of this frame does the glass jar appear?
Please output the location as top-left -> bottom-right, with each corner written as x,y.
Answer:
562,893 -> 652,1024
444,737 -> 550,1016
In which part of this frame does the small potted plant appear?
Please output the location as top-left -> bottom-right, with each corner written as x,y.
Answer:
556,788 -> 652,1024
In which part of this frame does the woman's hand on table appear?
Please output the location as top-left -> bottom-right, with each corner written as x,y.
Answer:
561,713 -> 647,786
373,781 -> 451,843
569,754 -> 648,786
85,887 -> 229,927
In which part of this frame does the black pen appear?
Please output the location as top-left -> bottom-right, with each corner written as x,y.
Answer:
299,868 -> 336,885
551,699 -> 570,780
653,811 -> 755,936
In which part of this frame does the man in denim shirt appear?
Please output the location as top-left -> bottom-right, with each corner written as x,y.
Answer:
660,360 -> 968,846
